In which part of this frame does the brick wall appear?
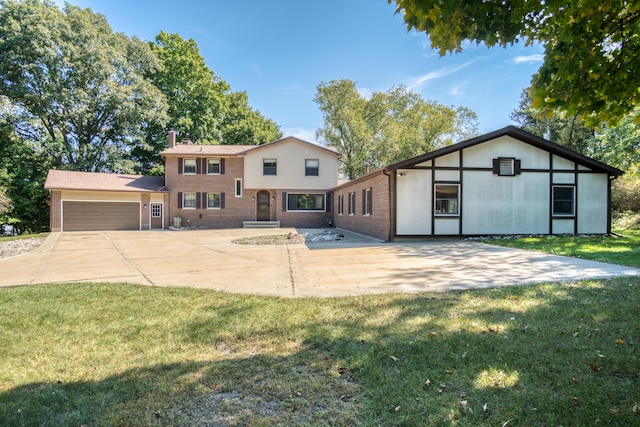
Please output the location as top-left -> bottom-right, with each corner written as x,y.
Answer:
49,190 -> 61,232
332,171 -> 391,240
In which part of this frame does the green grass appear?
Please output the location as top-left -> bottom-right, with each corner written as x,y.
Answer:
1,279 -> 639,426
484,229 -> 640,268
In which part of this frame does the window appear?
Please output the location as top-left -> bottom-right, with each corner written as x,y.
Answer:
434,184 -> 459,215
207,158 -> 220,174
235,178 -> 242,197
363,188 -> 372,216
338,194 -> 344,215
287,194 -> 325,211
183,158 -> 197,174
263,159 -> 277,176
493,157 -> 521,176
151,204 -> 162,218
305,159 -> 319,176
348,192 -> 356,215
553,186 -> 575,216
207,193 -> 221,209
182,192 -> 197,209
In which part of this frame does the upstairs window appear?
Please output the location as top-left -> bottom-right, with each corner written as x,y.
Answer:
553,186 -> 575,216
263,159 -> 277,176
305,159 -> 319,176
493,158 -> 521,176
183,158 -> 197,174
434,184 -> 459,216
207,158 -> 220,174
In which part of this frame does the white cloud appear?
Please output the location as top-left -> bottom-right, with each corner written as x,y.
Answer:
357,87 -> 373,100
406,61 -> 475,91
511,54 -> 544,64
281,127 -> 318,143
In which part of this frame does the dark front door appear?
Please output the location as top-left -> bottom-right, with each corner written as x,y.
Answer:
256,190 -> 270,221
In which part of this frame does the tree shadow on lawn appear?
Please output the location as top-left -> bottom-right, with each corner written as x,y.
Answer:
1,280 -> 638,426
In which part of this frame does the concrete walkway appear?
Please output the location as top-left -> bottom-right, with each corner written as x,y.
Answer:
1,228 -> 639,297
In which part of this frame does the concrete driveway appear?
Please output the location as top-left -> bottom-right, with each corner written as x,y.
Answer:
1,228 -> 639,297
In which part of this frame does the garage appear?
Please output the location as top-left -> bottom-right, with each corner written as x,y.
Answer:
62,201 -> 140,231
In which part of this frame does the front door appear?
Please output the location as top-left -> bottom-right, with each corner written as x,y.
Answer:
150,203 -> 163,229
256,190 -> 270,221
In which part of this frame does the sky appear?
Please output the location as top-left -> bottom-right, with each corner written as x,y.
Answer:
55,0 -> 545,142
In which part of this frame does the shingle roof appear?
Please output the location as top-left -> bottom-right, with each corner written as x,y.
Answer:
159,137 -> 341,157
44,170 -> 167,192
386,126 -> 624,176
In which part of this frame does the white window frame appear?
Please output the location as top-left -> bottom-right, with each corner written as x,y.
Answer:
348,192 -> 356,216
207,158 -> 221,175
552,185 -> 575,216
235,178 -> 242,197
305,159 -> 319,176
182,192 -> 197,209
434,184 -> 460,216
207,193 -> 221,209
286,193 -> 326,212
263,158 -> 277,176
183,158 -> 197,175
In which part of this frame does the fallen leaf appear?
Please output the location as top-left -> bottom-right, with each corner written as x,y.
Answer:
616,339 -> 624,345
633,403 -> 638,413
339,394 -> 351,402
389,355 -> 399,362
424,379 -> 431,386
428,331 -> 437,337
394,405 -> 401,412
483,403 -> 488,412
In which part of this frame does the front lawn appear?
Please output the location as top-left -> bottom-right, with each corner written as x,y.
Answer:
485,229 -> 640,268
1,279 -> 638,426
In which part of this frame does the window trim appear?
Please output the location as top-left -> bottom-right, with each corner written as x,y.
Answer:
348,192 -> 356,216
363,188 -> 372,216
552,185 -> 575,217
286,193 -> 326,212
337,194 -> 344,215
207,158 -> 221,175
235,178 -> 243,197
182,192 -> 197,209
182,158 -> 197,175
305,159 -> 319,176
434,184 -> 460,216
207,192 -> 221,209
263,158 -> 277,176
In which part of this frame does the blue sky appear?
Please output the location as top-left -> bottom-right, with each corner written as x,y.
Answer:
56,0 -> 545,142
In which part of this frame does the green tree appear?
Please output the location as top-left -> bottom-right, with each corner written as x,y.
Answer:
314,79 -> 478,178
149,31 -> 228,143
390,0 -> 640,126
510,90 -> 596,153
220,91 -> 282,145
0,0 -> 168,173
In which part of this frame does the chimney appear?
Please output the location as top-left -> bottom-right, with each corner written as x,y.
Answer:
364,162 -> 370,174
167,130 -> 176,148
182,137 -> 192,145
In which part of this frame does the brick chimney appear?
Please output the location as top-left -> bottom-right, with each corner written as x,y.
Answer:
167,130 -> 176,148
364,162 -> 370,174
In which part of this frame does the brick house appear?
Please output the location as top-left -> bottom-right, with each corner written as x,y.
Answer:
45,131 -> 340,232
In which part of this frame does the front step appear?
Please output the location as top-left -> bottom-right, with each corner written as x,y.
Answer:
243,220 -> 281,228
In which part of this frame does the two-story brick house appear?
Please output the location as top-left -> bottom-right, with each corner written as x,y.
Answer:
45,131 -> 340,231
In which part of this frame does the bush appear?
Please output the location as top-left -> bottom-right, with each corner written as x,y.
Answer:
612,211 -> 640,230
611,173 -> 640,212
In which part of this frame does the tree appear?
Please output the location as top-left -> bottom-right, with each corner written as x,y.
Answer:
314,79 -> 478,179
220,91 -> 282,145
510,90 -> 596,154
0,0 -> 168,173
390,0 -> 640,126
149,31 -> 228,143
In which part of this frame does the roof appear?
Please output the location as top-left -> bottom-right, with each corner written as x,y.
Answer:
386,126 -> 624,176
159,136 -> 341,157
44,170 -> 167,192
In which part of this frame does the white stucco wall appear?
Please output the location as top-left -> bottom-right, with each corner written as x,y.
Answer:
396,169 -> 431,235
462,171 -> 549,235
577,173 -> 608,234
463,136 -> 550,169
243,139 -> 338,190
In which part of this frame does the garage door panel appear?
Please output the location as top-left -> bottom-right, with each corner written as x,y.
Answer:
63,201 -> 139,231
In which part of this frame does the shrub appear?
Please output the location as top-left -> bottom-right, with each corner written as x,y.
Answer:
611,173 -> 640,212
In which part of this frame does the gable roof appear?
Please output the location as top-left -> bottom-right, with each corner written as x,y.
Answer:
159,136 -> 341,157
44,170 -> 167,192
387,126 -> 624,176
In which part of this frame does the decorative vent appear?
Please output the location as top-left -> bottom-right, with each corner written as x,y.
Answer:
493,158 -> 521,176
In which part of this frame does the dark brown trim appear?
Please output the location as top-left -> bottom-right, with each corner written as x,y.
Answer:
574,163 -> 579,235
430,161 -> 435,236
458,150 -> 463,235
548,152 -> 553,234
